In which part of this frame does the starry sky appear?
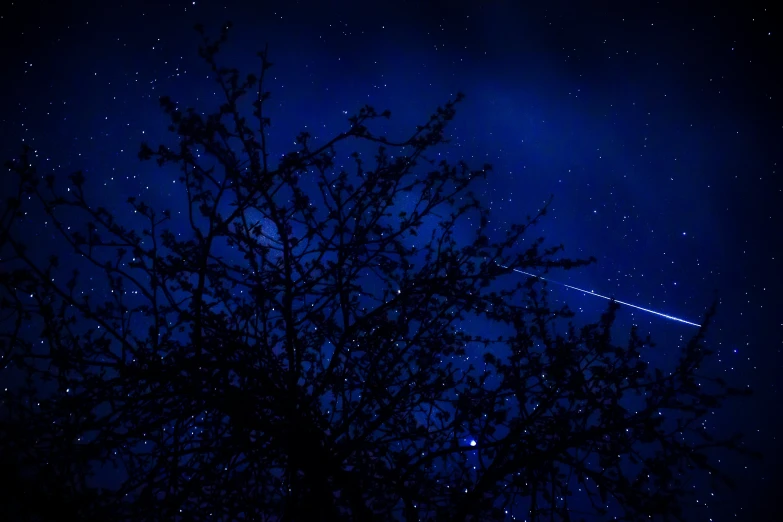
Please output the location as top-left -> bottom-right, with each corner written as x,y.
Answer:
1,0 -> 779,519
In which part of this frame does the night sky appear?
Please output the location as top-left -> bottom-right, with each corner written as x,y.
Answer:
1,0 -> 779,519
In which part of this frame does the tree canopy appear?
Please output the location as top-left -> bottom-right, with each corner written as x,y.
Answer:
0,23 -> 754,521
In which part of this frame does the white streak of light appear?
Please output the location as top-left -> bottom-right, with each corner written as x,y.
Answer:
498,264 -> 701,328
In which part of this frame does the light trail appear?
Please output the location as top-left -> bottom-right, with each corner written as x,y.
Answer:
497,264 -> 701,328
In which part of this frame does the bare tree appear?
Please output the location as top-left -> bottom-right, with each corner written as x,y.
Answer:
0,23 -> 754,522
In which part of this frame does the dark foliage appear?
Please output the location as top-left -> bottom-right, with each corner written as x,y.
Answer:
0,23 -> 755,521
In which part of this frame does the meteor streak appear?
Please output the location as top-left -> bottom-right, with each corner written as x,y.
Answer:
498,264 -> 701,328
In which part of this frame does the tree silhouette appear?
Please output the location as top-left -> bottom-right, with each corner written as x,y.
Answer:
0,23 -> 754,522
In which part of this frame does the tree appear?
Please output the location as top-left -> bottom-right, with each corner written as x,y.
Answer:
0,23 -> 754,521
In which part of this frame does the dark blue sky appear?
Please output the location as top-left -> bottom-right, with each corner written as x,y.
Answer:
1,0 -> 779,519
